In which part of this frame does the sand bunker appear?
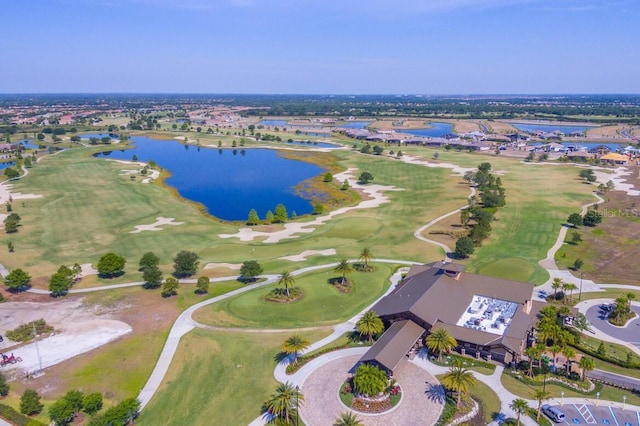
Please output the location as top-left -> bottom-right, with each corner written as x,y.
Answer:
593,166 -> 640,196
204,262 -> 242,270
0,299 -> 131,375
218,168 -> 402,243
0,181 -> 43,205
130,217 -> 184,233
399,155 -> 476,176
79,263 -> 98,277
279,249 -> 337,262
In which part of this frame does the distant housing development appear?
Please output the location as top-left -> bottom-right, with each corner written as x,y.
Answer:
361,262 -> 544,373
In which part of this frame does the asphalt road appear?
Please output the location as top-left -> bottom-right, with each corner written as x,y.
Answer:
585,304 -> 640,348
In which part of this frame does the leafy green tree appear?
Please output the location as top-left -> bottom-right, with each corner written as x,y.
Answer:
4,167 -> 20,179
510,398 -> 529,426
583,209 -> 602,226
173,250 -> 199,277
240,260 -> 263,282
277,271 -> 295,297
323,172 -> 333,182
64,389 -> 85,414
7,241 -> 14,252
3,268 -> 31,292
313,204 -> 324,215
274,204 -> 288,223
3,212 -> 21,233
359,247 -> 373,270
573,313 -> 590,337
454,236 -> 475,259
441,361 -> 476,407
97,252 -> 126,277
161,277 -> 179,297
265,210 -> 275,224
333,411 -> 363,426
356,310 -> 384,342
138,251 -> 160,271
247,209 -> 260,225
281,335 -> 310,364
567,213 -> 583,227
571,231 -> 582,244
597,341 -> 606,357
83,392 -> 103,415
195,276 -> 210,294
334,259 -> 353,286
0,371 -> 9,396
49,398 -> 75,426
20,388 -> 43,415
353,363 -> 387,396
264,382 -> 303,425
143,266 -> 163,289
341,180 -> 349,190
357,171 -> 374,184
426,328 -> 457,361
372,145 -> 384,155
49,269 -> 73,296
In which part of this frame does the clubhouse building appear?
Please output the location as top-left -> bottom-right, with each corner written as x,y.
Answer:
360,261 -> 545,373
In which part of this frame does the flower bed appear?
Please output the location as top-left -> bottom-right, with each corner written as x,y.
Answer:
339,378 -> 402,414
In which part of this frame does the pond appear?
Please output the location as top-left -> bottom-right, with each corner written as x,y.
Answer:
0,162 -> 16,171
401,122 -> 455,138
286,140 -> 339,148
338,121 -> 371,129
94,136 -> 324,221
511,123 -> 595,134
260,120 -> 288,127
14,139 -> 41,150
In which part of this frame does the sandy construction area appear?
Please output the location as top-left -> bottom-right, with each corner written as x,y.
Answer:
593,166 -> 640,196
0,299 -> 131,377
586,124 -> 627,138
279,249 -> 336,262
130,217 -> 184,233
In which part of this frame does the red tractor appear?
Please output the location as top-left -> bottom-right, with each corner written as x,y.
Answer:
0,353 -> 22,367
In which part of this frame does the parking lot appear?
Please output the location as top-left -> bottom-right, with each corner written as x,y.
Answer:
545,403 -> 640,425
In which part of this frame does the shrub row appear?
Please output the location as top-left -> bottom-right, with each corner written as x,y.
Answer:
286,342 -> 368,374
431,353 -> 496,372
570,341 -> 640,370
6,319 -> 54,342
506,370 -> 601,395
527,407 -> 552,426
0,403 -> 46,426
434,396 -> 457,426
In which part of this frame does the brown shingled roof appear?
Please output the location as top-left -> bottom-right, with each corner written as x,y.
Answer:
359,320 -> 425,372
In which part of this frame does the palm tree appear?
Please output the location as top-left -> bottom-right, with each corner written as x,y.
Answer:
333,411 -> 363,426
578,356 -> 595,382
549,344 -> 562,369
426,329 -> 458,361
356,310 -> 384,342
359,247 -> 373,270
627,292 -> 636,309
551,278 -> 562,301
281,335 -> 310,364
334,259 -> 353,286
524,345 -> 543,377
510,398 -> 529,426
564,283 -> 578,304
441,361 -> 476,407
562,346 -> 575,377
265,382 -> 304,425
533,388 -> 551,421
278,270 -> 296,297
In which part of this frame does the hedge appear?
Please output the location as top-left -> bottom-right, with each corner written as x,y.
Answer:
285,342 -> 368,374
570,341 -> 640,370
0,403 -> 46,426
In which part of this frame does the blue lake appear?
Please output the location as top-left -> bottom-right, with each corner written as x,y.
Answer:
0,162 -> 16,171
287,140 -> 339,148
338,121 -> 371,129
94,136 -> 324,221
402,122 -> 455,138
260,120 -> 288,127
81,133 -> 114,139
14,139 -> 40,150
512,123 -> 594,134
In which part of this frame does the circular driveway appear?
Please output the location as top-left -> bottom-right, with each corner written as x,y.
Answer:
300,355 -> 444,426
585,303 -> 640,348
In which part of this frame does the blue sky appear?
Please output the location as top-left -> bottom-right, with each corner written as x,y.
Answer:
2,0 -> 638,94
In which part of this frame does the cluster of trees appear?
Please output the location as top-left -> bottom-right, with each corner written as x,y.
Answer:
567,207 -> 602,228
247,203 -> 290,225
607,294 -> 637,326
579,169 -> 597,183
2,267 -> 31,292
3,167 -> 20,180
49,264 -> 82,296
47,389 -> 104,425
138,250 -> 201,297
454,163 -> 507,259
359,143 -> 385,155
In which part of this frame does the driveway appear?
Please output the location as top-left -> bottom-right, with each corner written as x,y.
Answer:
585,303 -> 640,348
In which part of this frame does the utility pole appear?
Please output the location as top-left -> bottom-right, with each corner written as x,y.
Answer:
33,323 -> 44,378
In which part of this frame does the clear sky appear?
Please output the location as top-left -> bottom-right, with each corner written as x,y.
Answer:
2,0 -> 638,94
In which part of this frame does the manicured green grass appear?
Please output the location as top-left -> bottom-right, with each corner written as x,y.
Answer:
193,263 -> 395,328
137,328 -> 330,426
469,380 -> 502,424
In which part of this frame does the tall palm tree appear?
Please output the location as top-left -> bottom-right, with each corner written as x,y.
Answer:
510,398 -> 529,426
426,329 -> 458,361
278,270 -> 296,297
281,335 -> 310,364
533,388 -> 551,421
356,310 -> 384,342
265,382 -> 304,425
626,292 -> 636,309
524,345 -> 543,377
551,278 -> 562,301
333,411 -> 363,426
334,259 -> 353,286
441,361 -> 476,407
549,344 -> 562,369
562,346 -> 576,377
359,247 -> 373,270
578,356 -> 595,382
564,283 -> 578,304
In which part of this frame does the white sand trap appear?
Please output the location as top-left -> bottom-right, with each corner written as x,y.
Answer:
0,300 -> 131,374
399,155 -> 476,176
141,169 -> 160,184
219,168 -> 402,244
131,217 -> 184,233
0,181 -> 43,205
79,263 -> 99,277
279,249 -> 337,262
593,166 -> 640,196
204,262 -> 242,270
